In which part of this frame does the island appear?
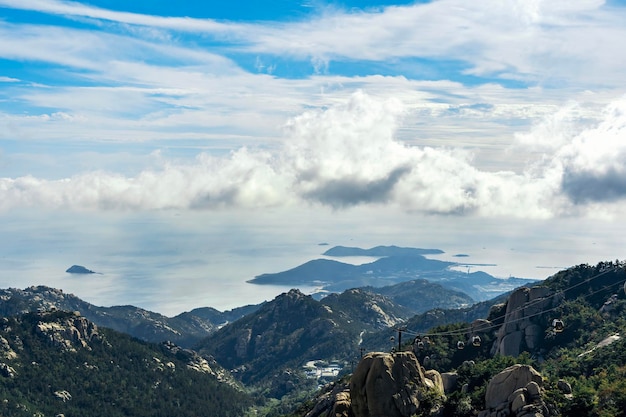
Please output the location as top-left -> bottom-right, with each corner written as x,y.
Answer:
66,265 -> 96,274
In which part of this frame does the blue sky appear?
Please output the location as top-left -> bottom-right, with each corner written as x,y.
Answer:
1,0 -> 626,314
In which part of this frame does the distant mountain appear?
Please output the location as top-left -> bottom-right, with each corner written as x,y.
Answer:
363,278 -> 475,313
249,246 -> 534,301
177,304 -> 263,327
0,310 -> 253,417
321,288 -> 413,329
0,286 -> 260,347
322,245 -> 444,257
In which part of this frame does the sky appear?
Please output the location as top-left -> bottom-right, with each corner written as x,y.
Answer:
1,0 -> 626,316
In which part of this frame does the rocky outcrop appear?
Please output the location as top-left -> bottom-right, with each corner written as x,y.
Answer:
479,364 -> 550,417
441,372 -> 459,394
304,382 -> 354,417
54,390 -> 72,402
0,362 -> 16,378
235,328 -> 252,358
0,335 -> 17,359
493,286 -> 561,357
350,351 -> 444,417
36,311 -> 100,352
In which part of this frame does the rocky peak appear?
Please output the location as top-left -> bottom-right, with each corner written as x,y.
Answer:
35,311 -> 101,352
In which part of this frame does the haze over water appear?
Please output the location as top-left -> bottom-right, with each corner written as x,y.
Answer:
2,207 -> 622,316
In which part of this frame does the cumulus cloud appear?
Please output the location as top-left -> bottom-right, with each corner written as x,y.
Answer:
554,98 -> 626,203
1,92 -> 626,218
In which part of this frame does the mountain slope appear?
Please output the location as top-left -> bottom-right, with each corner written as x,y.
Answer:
196,289 -> 362,389
0,310 -> 253,417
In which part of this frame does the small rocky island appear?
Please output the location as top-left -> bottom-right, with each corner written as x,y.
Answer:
66,265 -> 96,274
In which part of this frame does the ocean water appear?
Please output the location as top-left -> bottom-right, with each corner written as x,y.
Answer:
1,207 -> 624,316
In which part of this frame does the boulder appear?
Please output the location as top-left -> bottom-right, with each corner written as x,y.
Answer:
54,390 -> 72,402
525,381 -> 541,400
478,366 -> 551,417
331,390 -> 353,417
441,372 -> 459,394
424,369 -> 444,396
485,365 -> 542,410
0,363 -> 16,378
350,351 -> 443,417
556,379 -> 572,395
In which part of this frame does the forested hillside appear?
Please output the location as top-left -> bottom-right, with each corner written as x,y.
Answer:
0,310 -> 254,417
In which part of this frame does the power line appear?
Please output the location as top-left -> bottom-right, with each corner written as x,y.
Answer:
398,266 -> 626,341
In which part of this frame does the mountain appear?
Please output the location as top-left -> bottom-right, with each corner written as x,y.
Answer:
195,289 -> 362,390
363,278 -> 475,313
249,248 -> 534,301
0,310 -> 253,417
321,245 -> 444,257
320,288 -> 413,330
0,286 -> 260,347
0,282 -> 466,347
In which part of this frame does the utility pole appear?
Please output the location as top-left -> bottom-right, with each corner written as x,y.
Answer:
396,326 -> 406,352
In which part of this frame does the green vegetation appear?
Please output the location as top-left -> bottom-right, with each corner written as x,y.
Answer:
0,311 -> 254,417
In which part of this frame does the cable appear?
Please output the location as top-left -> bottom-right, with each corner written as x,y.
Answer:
395,266 -> 626,341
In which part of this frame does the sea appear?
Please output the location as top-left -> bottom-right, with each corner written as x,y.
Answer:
1,206 -> 623,316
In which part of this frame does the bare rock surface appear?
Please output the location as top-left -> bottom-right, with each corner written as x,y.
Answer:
480,364 -> 551,417
493,286 -> 559,357
350,351 -> 443,417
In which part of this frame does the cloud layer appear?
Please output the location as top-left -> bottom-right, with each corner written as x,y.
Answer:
2,92 -> 626,218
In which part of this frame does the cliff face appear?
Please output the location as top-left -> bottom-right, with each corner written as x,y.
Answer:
491,286 -> 561,357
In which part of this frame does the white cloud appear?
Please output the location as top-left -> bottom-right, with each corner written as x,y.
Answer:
0,76 -> 20,82
552,97 -> 626,203
1,92 -> 625,219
